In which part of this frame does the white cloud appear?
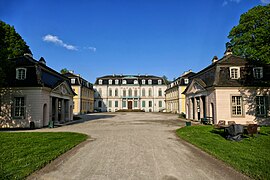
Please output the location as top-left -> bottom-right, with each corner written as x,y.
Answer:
222,0 -> 241,6
85,46 -> 97,52
261,0 -> 270,4
43,34 -> 78,51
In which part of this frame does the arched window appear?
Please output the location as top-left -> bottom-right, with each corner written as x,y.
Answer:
123,89 -> 126,97
109,88 -> 112,96
128,88 -> 132,97
115,89 -> 118,97
142,88 -> 145,96
148,88 -> 152,97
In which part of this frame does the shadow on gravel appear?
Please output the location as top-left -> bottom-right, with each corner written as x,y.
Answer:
139,119 -> 186,126
70,114 -> 116,125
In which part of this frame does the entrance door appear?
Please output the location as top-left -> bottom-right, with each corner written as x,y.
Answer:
128,101 -> 132,109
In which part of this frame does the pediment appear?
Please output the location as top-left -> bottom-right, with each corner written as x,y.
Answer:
185,79 -> 206,94
52,81 -> 74,96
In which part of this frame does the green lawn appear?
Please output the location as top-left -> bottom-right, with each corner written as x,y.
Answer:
0,132 -> 88,180
176,126 -> 270,180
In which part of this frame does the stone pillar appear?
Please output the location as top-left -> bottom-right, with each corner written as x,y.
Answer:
49,97 -> 53,121
200,96 -> 204,119
54,98 -> 59,123
61,99 -> 65,123
190,98 -> 194,120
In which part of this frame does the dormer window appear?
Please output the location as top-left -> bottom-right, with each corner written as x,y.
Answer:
122,80 -> 127,84
158,79 -> 162,85
134,80 -> 138,84
16,68 -> 27,80
253,67 -> 263,79
109,79 -> 112,85
229,67 -> 240,79
115,79 -> 119,84
98,79 -> 103,85
71,78 -> 75,84
142,79 -> 145,85
184,79 -> 189,84
148,79 -> 152,85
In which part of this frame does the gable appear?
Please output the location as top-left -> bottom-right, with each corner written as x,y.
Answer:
52,81 -> 75,97
184,79 -> 206,95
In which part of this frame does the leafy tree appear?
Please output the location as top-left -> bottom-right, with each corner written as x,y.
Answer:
0,20 -> 31,87
228,4 -> 270,64
60,68 -> 69,74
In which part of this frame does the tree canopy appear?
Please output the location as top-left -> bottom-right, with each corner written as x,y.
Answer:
0,20 -> 32,87
228,4 -> 270,64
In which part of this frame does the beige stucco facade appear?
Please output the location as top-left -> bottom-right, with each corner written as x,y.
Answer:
72,85 -> 94,115
185,82 -> 270,125
0,82 -> 74,128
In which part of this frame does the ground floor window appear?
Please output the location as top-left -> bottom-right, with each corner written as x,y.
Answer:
256,96 -> 267,116
134,100 -> 138,108
122,100 -> 126,108
109,100 -> 112,108
14,97 -> 25,118
142,101 -> 145,107
231,96 -> 243,116
149,101 -> 152,107
159,101 -> 162,107
115,101 -> 118,107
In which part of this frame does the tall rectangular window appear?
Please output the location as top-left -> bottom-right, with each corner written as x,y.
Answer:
142,101 -> 145,107
71,78 -> 75,84
122,100 -> 126,108
134,101 -> 138,108
14,97 -> 25,118
231,96 -> 242,116
256,96 -> 267,116
115,101 -> 118,107
149,101 -> 152,107
108,100 -> 112,108
159,101 -> 162,107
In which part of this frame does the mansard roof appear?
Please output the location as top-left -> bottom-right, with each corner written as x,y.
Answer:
165,71 -> 196,91
183,54 -> 270,94
63,72 -> 93,89
95,74 -> 167,85
5,55 -> 76,95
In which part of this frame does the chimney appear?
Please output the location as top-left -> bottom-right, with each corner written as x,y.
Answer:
39,57 -> 46,65
224,47 -> 232,56
212,56 -> 218,63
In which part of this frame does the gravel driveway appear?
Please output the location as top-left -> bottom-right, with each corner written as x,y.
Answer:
28,112 -> 249,180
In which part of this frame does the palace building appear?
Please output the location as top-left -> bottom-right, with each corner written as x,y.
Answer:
94,75 -> 167,112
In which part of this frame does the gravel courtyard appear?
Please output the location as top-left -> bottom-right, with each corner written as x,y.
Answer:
28,112 -> 249,180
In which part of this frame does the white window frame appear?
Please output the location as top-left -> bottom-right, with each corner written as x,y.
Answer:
256,96 -> 267,116
122,80 -> 127,84
142,79 -> 145,85
99,79 -> 103,85
231,96 -> 243,116
148,79 -> 152,85
13,97 -> 26,118
16,68 -> 27,80
134,80 -> 138,84
184,79 -> 189,84
158,79 -> 162,85
115,79 -> 119,84
229,67 -> 240,79
109,79 -> 112,85
71,78 -> 75,84
253,67 -> 263,79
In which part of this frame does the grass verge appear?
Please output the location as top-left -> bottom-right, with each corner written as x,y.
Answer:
176,126 -> 270,180
0,132 -> 88,179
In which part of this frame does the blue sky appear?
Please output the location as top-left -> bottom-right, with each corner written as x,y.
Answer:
1,0 -> 269,82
